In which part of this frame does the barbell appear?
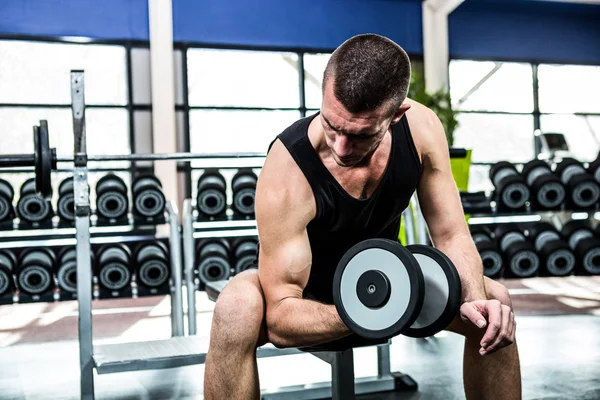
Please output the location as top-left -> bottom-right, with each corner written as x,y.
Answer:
0,120 -> 266,199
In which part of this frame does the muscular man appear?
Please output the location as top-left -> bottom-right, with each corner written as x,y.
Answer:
204,34 -> 521,400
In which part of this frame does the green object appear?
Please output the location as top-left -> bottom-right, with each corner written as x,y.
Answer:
450,149 -> 472,192
408,72 -> 459,146
398,200 -> 417,245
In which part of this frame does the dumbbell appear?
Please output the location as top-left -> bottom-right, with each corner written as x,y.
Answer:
135,242 -> 170,288
96,174 -> 129,221
96,244 -> 132,291
232,238 -> 258,274
333,239 -> 461,340
495,224 -> 540,278
489,162 -> 530,211
522,160 -> 565,210
17,178 -> 53,223
561,220 -> 600,275
17,248 -> 55,295
56,247 -> 95,293
0,178 -> 15,224
555,158 -> 600,210
132,175 -> 166,219
586,152 -> 600,184
196,239 -> 232,284
469,225 -> 503,278
0,250 -> 16,296
528,222 -> 575,277
231,169 -> 258,217
196,170 -> 227,218
57,177 -> 75,221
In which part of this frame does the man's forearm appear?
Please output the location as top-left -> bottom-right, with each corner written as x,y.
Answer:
266,297 -> 352,348
437,233 -> 486,302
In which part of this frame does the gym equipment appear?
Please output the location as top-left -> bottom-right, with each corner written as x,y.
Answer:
16,178 -> 53,224
132,175 -> 166,219
134,241 -> 170,290
528,222 -> 576,277
459,191 -> 492,214
0,119 -> 264,200
17,247 -> 55,296
231,168 -> 258,217
554,158 -> 600,209
196,170 -> 227,218
470,225 -> 503,278
403,245 -> 461,338
232,238 -> 258,274
96,244 -> 132,294
0,249 -> 16,297
0,178 -> 15,224
57,177 -> 75,222
561,220 -> 600,275
587,153 -> 600,184
57,248 -> 78,293
522,160 -> 566,210
489,162 -> 530,211
333,238 -> 424,340
96,174 -> 129,221
495,224 -> 540,278
196,239 -> 232,284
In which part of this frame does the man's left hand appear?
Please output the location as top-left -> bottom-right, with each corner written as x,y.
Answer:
459,299 -> 516,356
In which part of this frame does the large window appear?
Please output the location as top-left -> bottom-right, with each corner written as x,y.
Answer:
0,39 -> 132,203
450,60 -> 600,192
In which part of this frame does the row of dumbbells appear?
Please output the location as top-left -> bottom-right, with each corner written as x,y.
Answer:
196,169 -> 258,220
195,237 -> 258,286
0,174 -> 166,226
471,220 -> 600,279
0,241 -> 171,302
490,157 -> 600,211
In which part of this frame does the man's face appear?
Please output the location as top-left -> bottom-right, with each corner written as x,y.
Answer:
320,79 -> 396,167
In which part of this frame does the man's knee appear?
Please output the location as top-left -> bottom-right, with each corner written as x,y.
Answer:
211,270 -> 267,349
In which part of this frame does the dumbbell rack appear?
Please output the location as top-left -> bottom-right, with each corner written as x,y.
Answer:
182,198 -> 422,399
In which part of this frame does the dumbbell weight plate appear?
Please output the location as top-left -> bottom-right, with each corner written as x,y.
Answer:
403,245 -> 462,338
333,239 -> 424,340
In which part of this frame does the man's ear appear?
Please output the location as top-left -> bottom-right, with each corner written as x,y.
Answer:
391,102 -> 411,125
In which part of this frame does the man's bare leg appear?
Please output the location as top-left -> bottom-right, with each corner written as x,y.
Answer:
204,270 -> 268,400
446,277 -> 522,400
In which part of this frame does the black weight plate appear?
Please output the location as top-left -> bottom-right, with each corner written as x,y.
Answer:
403,245 -> 462,338
333,238 -> 424,340
35,121 -> 54,199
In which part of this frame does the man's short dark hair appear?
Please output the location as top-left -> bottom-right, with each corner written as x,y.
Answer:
323,34 -> 411,115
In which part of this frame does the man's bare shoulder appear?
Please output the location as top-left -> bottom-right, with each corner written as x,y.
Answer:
404,98 -> 447,160
255,139 -> 316,225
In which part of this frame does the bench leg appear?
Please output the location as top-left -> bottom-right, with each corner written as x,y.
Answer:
332,349 -> 355,400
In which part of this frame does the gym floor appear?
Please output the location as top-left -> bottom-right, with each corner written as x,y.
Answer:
0,276 -> 599,400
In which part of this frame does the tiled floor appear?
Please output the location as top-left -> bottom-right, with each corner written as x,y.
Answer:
0,276 -> 599,399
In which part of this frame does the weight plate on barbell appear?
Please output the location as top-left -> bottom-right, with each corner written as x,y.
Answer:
34,121 -> 55,199
333,238 -> 424,340
403,245 -> 462,338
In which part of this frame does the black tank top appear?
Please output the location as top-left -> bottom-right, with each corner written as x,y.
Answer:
269,112 -> 422,304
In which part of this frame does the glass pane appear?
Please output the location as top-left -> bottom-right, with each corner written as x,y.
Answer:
538,64 -> 600,113
0,40 -> 127,105
449,60 -> 533,113
540,115 -> 600,162
453,113 -> 535,163
187,49 -> 300,108
189,110 -> 301,164
304,53 -> 331,109
0,107 -> 130,168
468,165 -> 494,193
